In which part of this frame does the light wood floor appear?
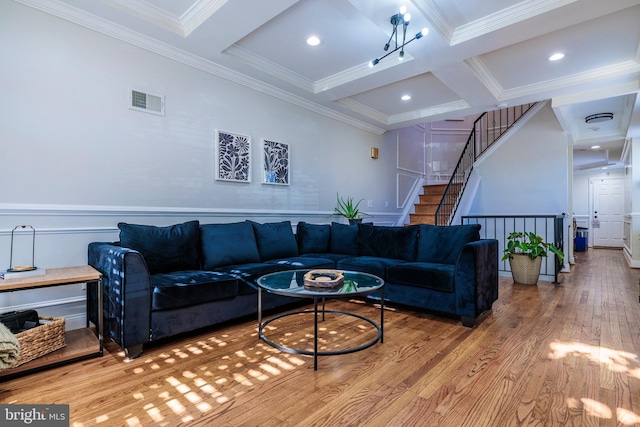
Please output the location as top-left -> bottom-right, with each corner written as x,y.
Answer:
1,248 -> 639,426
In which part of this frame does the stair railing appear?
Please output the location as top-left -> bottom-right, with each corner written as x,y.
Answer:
435,103 -> 537,225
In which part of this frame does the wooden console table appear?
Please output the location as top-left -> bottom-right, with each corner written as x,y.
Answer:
0,266 -> 103,380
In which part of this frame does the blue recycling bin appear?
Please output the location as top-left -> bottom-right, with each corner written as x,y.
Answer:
574,228 -> 588,252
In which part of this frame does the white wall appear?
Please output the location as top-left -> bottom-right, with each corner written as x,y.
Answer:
0,2 -> 400,326
469,104 -> 570,216
466,103 -> 572,272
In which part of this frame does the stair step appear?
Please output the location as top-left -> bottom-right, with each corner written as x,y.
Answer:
409,213 -> 436,225
419,194 -> 443,204
414,204 -> 438,214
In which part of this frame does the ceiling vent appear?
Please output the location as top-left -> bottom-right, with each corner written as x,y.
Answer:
129,89 -> 164,116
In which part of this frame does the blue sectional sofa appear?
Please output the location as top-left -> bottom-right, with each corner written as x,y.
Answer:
88,220 -> 498,359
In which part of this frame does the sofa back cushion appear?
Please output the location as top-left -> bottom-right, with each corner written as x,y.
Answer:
329,222 -> 358,255
200,222 -> 261,269
118,220 -> 200,274
296,222 -> 330,254
417,224 -> 481,264
250,221 -> 298,261
357,223 -> 419,261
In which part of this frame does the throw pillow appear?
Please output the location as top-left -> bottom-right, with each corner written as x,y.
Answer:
250,221 -> 298,261
118,220 -> 200,274
296,222 -> 330,254
329,222 -> 358,255
357,223 -> 419,261
417,224 -> 481,264
200,222 -> 261,269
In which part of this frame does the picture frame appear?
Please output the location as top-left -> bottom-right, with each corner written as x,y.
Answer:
262,139 -> 290,185
215,130 -> 251,183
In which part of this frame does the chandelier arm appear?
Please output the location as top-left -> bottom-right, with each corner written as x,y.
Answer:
373,34 -> 420,64
384,25 -> 397,50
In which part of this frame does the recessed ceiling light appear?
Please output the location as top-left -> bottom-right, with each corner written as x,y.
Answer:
591,145 -> 600,149
401,95 -> 411,101
549,53 -> 565,61
306,36 -> 321,46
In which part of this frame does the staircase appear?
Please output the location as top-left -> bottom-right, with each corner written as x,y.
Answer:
409,103 -> 538,225
409,184 -> 446,225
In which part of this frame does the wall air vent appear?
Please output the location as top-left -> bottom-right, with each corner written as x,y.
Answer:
129,89 -> 164,116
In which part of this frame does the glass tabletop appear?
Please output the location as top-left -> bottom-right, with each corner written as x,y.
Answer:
256,269 -> 384,298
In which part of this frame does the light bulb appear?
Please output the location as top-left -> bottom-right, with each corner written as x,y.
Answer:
399,51 -> 404,61
403,12 -> 411,22
399,5 -> 407,14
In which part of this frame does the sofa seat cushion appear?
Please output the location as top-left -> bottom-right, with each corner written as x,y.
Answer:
296,222 -> 330,254
387,262 -> 455,292
250,221 -> 298,261
417,224 -> 481,264
357,223 -> 419,261
216,262 -> 295,295
150,270 -> 238,311
265,256 -> 335,270
118,220 -> 200,274
200,222 -> 260,269
337,256 -> 408,281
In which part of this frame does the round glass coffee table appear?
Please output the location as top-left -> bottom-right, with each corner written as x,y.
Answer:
256,269 -> 384,370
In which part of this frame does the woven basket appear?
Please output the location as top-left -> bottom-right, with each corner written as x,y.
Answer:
508,254 -> 543,285
14,317 -> 66,367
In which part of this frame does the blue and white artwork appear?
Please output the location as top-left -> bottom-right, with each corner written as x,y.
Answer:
263,140 -> 289,185
216,130 -> 251,183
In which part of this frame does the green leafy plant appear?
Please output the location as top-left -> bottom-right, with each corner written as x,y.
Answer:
501,231 -> 564,262
334,193 -> 368,220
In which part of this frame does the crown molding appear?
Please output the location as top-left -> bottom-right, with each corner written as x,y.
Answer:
387,100 -> 471,124
227,44 -> 414,95
467,55 -> 640,101
335,98 -> 388,124
15,0 -> 385,135
337,97 -> 470,125
100,0 -> 227,37
181,0 -> 228,36
314,53 -> 415,94
225,44 -> 315,93
101,0 -> 184,36
412,0 -> 454,45
451,0 -> 578,45
464,56 -> 504,100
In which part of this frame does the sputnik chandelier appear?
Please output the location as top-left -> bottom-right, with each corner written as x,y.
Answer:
369,5 -> 428,67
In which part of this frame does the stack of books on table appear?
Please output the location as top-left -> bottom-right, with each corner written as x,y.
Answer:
0,268 -> 46,280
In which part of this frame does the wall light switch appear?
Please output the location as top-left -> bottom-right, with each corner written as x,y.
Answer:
367,200 -> 373,208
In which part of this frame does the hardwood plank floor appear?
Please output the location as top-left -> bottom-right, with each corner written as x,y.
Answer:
1,248 -> 639,426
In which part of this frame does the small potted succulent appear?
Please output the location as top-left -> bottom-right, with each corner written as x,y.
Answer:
501,231 -> 564,285
334,193 -> 368,225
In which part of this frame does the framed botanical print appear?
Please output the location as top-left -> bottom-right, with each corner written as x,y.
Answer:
262,139 -> 290,185
215,130 -> 251,183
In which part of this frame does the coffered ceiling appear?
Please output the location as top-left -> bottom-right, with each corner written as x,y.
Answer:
17,0 -> 640,169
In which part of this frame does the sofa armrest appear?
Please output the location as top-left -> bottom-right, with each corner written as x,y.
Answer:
454,239 -> 499,325
88,242 -> 151,353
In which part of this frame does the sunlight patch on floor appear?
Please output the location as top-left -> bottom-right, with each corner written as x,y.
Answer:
554,341 -> 640,425
548,340 -> 638,375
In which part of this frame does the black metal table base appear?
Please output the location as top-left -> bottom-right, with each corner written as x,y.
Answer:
258,293 -> 384,370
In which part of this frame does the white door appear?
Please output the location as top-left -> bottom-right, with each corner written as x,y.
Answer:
592,178 -> 624,247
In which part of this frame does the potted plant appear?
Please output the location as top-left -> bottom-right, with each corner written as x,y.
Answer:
501,231 -> 564,285
334,193 -> 368,225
